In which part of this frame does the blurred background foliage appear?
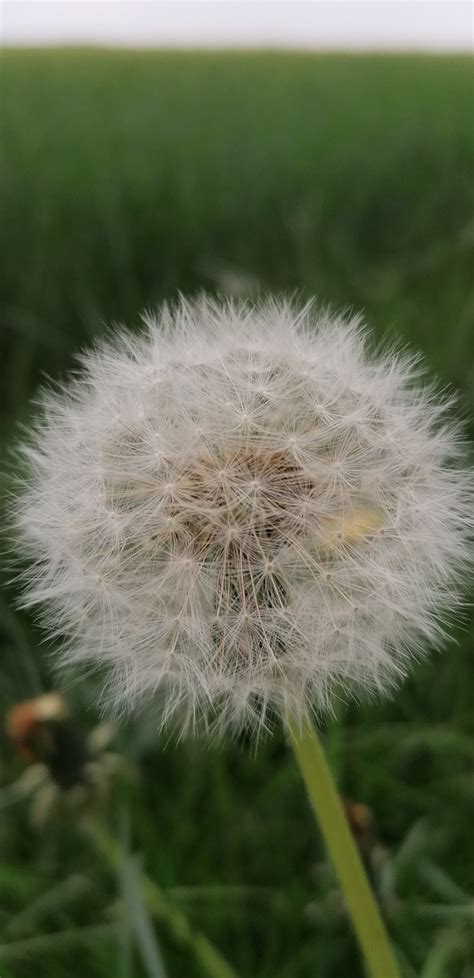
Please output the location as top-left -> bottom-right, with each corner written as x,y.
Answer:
0,50 -> 473,978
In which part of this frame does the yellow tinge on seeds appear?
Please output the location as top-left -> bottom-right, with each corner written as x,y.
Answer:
322,506 -> 384,548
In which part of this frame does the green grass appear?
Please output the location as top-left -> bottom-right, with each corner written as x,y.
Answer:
1,49 -> 473,978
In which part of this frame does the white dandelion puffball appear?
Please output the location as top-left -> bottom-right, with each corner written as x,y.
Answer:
15,298 -> 473,735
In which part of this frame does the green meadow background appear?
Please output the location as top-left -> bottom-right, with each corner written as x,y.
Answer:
1,50 -> 473,978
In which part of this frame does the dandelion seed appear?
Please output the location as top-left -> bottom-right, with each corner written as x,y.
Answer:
12,297 -> 473,736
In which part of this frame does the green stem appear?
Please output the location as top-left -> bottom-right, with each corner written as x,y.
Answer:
83,817 -> 239,978
288,719 -> 401,978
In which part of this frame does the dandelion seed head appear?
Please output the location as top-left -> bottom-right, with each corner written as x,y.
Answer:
13,298 -> 473,736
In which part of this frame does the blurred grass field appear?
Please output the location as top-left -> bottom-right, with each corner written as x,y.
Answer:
1,50 -> 473,978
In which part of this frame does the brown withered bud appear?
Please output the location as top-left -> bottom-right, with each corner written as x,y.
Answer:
6,693 -> 91,789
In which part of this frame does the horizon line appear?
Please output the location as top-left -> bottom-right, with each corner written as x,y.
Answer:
2,42 -> 473,54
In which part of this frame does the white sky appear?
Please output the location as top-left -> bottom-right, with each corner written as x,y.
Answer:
1,1 -> 473,51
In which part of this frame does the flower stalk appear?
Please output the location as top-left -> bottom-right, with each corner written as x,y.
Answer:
289,719 -> 401,978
